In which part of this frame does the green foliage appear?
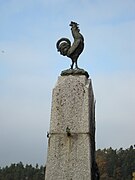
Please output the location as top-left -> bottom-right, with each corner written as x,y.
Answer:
0,145 -> 134,180
0,162 -> 45,180
96,145 -> 135,180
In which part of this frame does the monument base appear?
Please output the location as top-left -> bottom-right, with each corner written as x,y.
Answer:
61,68 -> 89,78
45,75 -> 96,180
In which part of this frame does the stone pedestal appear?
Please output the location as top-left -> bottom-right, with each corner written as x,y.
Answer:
45,75 -> 96,180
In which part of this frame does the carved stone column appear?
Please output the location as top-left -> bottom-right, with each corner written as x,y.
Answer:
45,75 -> 96,180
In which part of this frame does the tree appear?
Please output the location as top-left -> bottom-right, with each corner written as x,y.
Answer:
96,145 -> 135,180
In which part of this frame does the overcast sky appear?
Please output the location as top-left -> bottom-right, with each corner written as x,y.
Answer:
0,0 -> 135,167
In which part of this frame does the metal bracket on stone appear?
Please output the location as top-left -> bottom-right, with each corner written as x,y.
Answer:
47,132 -> 50,138
47,131 -> 90,136
66,126 -> 71,136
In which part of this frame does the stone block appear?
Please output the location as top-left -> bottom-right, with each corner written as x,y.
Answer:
45,75 -> 95,180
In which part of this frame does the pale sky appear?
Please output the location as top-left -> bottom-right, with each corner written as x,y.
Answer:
0,0 -> 135,167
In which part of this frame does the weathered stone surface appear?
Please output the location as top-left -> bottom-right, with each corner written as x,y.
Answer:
45,75 -> 95,180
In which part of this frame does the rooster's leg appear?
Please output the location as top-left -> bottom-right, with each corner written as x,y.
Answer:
75,61 -> 79,69
71,61 -> 74,69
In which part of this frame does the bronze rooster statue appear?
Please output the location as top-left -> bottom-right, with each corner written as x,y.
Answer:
56,21 -> 84,69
